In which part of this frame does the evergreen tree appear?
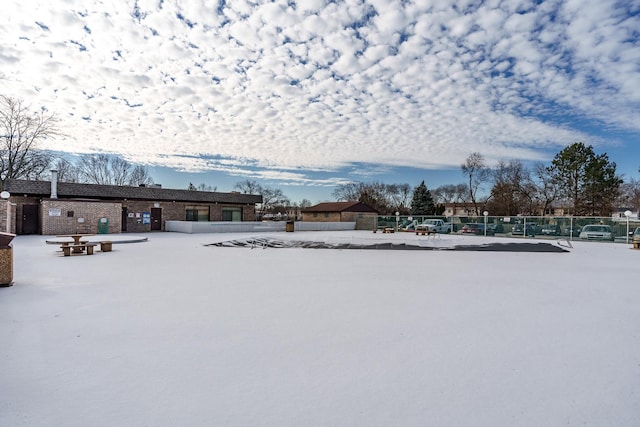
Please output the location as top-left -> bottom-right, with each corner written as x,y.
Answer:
547,142 -> 622,215
583,152 -> 623,215
410,181 -> 435,215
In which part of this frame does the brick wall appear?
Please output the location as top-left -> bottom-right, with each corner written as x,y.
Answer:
243,205 -> 256,221
0,200 -> 15,234
342,212 -> 377,230
0,201 -> 5,233
122,201 -> 153,232
41,200 -> 121,235
10,196 -> 258,234
300,211 -> 376,229
122,202 -> 256,231
301,212 -> 342,222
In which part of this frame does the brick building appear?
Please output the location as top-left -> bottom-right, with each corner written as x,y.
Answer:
301,201 -> 378,230
4,177 -> 262,235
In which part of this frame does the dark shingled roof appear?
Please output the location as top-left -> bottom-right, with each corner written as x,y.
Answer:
301,201 -> 378,214
5,179 -> 262,204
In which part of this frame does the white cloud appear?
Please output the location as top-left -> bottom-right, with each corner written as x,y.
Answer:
1,0 -> 639,188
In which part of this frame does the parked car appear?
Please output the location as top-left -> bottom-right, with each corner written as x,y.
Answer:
399,219 -> 418,232
540,224 -> 561,236
579,224 -> 615,241
461,223 -> 494,236
633,227 -> 640,246
511,223 -> 536,237
415,219 -> 452,234
561,225 -> 582,237
487,223 -> 504,233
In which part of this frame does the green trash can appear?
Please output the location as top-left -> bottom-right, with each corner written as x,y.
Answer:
97,218 -> 109,234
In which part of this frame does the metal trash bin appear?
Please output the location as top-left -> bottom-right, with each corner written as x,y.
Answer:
0,232 -> 16,287
285,220 -> 294,232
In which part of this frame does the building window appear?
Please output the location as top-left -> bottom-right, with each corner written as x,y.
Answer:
185,209 -> 198,221
222,207 -> 242,221
185,206 -> 209,221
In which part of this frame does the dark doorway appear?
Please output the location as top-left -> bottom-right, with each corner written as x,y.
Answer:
150,208 -> 162,231
121,207 -> 128,232
22,204 -> 39,234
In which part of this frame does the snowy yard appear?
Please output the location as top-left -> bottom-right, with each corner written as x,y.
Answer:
1,231 -> 639,426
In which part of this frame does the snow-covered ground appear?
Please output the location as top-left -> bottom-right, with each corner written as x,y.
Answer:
1,231 -> 639,427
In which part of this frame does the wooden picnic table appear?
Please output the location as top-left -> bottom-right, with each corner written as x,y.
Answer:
57,234 -> 95,253
57,234 -> 95,245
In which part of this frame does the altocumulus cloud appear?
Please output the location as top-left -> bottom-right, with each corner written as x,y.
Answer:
1,0 -> 639,186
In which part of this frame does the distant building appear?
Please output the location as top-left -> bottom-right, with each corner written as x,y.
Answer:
443,201 -> 576,217
442,202 -> 481,217
301,201 -> 378,229
612,207 -> 639,220
3,174 -> 262,235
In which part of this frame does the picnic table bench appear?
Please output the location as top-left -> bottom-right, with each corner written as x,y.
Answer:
57,234 -> 95,253
61,243 -> 98,256
373,227 -> 396,233
416,229 -> 437,236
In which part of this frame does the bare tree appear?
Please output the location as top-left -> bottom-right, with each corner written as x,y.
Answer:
0,95 -> 58,188
128,165 -> 154,186
487,160 -> 532,216
299,198 -> 312,209
77,153 -> 153,186
461,152 -> 491,215
196,183 -> 217,192
387,183 -> 412,214
77,154 -> 112,184
232,179 -> 290,217
432,184 -> 468,204
234,179 -> 262,194
618,178 -> 640,212
258,186 -> 289,218
262,188 -> 289,216
25,154 -> 53,181
110,156 -> 131,186
332,181 -> 411,214
357,181 -> 389,214
532,162 -> 560,215
332,182 -> 361,201
52,158 -> 79,183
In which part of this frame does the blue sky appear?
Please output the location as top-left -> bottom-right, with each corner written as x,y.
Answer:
2,0 -> 639,203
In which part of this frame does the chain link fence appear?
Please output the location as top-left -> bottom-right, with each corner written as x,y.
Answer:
376,215 -> 640,243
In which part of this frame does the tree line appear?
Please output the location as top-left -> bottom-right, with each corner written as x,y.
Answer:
335,146 -> 633,217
